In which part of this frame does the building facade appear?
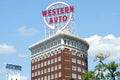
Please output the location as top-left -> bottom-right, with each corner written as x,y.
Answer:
7,74 -> 20,80
29,33 -> 89,80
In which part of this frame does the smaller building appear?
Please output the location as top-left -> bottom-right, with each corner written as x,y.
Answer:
7,74 -> 20,80
6,64 -> 22,80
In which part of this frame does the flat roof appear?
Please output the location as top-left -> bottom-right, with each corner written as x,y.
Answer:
29,33 -> 89,50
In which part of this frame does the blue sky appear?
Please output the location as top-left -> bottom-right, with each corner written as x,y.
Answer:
0,0 -> 120,80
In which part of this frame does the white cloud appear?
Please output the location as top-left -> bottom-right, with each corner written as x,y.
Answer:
18,26 -> 37,36
20,76 -> 28,80
0,44 -> 16,54
18,53 -> 30,58
85,34 -> 120,60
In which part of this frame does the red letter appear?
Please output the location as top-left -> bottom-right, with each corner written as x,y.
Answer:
56,8 -> 60,14
49,17 -> 53,24
54,17 -> 58,23
62,15 -> 68,22
65,7 -> 69,13
70,6 -> 74,12
42,10 -> 47,17
52,9 -> 56,16
59,16 -> 62,22
60,8 -> 64,14
48,9 -> 51,16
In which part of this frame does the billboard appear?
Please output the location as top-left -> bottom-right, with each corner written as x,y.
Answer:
42,2 -> 74,31
6,64 -> 22,71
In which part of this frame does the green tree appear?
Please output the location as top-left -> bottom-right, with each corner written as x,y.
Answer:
82,71 -> 95,80
83,53 -> 120,80
105,61 -> 120,80
95,53 -> 120,80
94,63 -> 106,80
94,53 -> 109,80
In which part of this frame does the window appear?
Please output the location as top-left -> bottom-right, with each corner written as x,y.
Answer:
44,61 -> 47,66
41,56 -> 43,60
38,70 -> 40,75
44,68 -> 47,73
55,73 -> 57,78
77,51 -> 81,56
82,61 -> 85,66
72,73 -> 76,78
72,58 -> 76,63
58,48 -> 61,53
48,60 -> 50,65
48,67 -> 50,72
51,74 -> 54,79
78,75 -> 81,79
58,72 -> 61,77
68,40 -> 70,45
38,64 -> 40,68
41,77 -> 43,80
72,65 -> 76,71
35,65 -> 37,69
41,70 -> 43,74
51,43 -> 53,48
55,58 -> 57,63
82,68 -> 85,73
51,59 -> 54,64
41,62 -> 43,67
44,54 -> 46,59
71,50 -> 76,55
55,65 -> 57,70
32,59 -> 34,63
51,51 -> 54,56
44,76 -> 47,80
78,67 -> 81,72
64,39 -> 66,44
51,66 -> 54,71
32,66 -> 34,70
48,75 -> 50,80
77,59 -> 81,64
74,42 -> 76,47
55,50 -> 58,55
58,39 -> 61,45
58,56 -> 61,61
47,53 -> 50,57
35,71 -> 37,76
38,78 -> 40,80
58,64 -> 61,69
47,44 -> 50,49
38,57 -> 40,61
32,72 -> 34,77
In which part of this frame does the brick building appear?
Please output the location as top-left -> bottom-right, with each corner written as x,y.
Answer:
29,33 -> 89,80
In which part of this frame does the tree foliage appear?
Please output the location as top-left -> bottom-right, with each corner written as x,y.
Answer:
82,71 -> 94,80
95,53 -> 120,80
82,53 -> 120,80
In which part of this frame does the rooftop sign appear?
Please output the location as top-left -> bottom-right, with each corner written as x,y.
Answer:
42,2 -> 74,30
6,64 -> 22,71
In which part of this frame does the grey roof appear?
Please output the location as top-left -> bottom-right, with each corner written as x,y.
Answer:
29,33 -> 89,50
